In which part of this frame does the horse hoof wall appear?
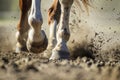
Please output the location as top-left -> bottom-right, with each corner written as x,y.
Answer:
27,30 -> 48,53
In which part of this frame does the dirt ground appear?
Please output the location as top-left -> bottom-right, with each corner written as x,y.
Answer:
0,0 -> 120,80
0,51 -> 119,80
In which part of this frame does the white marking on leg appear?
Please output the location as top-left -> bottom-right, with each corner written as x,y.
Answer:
30,0 -> 42,22
27,0 -> 47,53
50,0 -> 73,59
42,20 -> 57,58
55,0 -> 73,51
47,20 -> 57,49
28,0 -> 45,43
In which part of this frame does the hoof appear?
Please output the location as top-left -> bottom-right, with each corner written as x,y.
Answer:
15,46 -> 28,53
27,30 -> 48,53
49,50 -> 70,60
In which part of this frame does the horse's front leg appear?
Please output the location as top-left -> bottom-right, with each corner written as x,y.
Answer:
16,0 -> 31,53
27,0 -> 47,53
50,0 -> 74,60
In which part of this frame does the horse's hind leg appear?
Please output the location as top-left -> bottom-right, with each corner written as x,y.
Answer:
50,0 -> 74,60
16,0 -> 31,53
43,0 -> 61,58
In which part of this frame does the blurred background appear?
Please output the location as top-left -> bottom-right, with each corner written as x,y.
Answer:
0,0 -> 19,20
0,0 -> 19,30
0,0 -> 19,51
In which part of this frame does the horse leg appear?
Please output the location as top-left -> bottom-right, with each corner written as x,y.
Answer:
43,0 -> 61,58
16,0 -> 31,53
50,0 -> 74,60
27,0 -> 47,53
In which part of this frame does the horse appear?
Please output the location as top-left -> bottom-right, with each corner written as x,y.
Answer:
16,0 -> 89,60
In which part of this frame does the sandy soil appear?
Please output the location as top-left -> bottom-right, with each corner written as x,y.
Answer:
0,51 -> 120,80
0,0 -> 120,80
